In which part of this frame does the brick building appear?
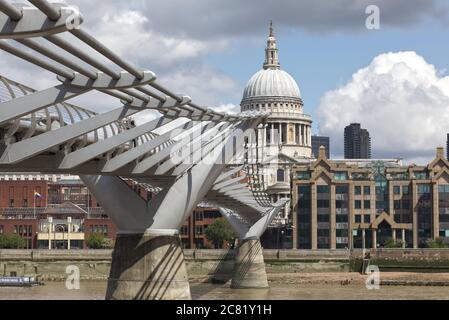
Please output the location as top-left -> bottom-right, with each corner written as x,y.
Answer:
0,174 -> 224,249
180,207 -> 227,249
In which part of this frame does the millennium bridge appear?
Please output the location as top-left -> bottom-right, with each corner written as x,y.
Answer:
0,0 -> 288,299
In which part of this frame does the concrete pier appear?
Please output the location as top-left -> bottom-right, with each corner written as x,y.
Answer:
106,233 -> 191,300
231,239 -> 268,288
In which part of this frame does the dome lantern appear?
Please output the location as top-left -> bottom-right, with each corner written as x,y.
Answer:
263,20 -> 280,70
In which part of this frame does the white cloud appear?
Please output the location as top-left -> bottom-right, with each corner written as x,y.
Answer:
0,5 -> 240,116
95,10 -> 228,67
317,51 -> 449,163
212,104 -> 240,114
157,65 -> 241,108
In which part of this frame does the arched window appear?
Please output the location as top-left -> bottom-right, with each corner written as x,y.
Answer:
277,169 -> 285,182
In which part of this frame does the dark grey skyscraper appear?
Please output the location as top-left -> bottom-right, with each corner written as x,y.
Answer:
344,123 -> 371,159
312,136 -> 330,158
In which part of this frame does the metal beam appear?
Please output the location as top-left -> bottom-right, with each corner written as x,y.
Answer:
59,117 -> 173,169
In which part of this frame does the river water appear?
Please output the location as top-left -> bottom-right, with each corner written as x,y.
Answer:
1,281 -> 449,300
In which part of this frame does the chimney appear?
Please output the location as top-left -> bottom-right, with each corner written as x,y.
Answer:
319,145 -> 327,158
437,147 -> 444,158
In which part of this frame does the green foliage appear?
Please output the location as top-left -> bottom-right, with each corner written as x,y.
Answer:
383,237 -> 403,248
205,218 -> 236,249
0,234 -> 26,249
101,237 -> 114,249
86,233 -> 112,249
426,237 -> 448,248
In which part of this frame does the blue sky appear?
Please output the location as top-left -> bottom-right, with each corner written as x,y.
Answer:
206,20 -> 449,135
3,0 -> 449,162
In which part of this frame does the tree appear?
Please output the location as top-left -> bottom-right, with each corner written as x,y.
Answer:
427,237 -> 448,248
101,238 -> 114,249
205,218 -> 236,249
86,233 -> 114,249
86,233 -> 105,249
0,234 -> 26,249
383,237 -> 403,248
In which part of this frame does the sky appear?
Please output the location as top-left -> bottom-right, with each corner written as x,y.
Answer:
2,0 -> 449,163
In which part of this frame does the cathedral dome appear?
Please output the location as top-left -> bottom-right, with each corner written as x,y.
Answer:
242,68 -> 301,102
241,21 -> 301,105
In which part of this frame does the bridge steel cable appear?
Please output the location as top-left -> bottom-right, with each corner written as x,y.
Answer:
0,0 -> 289,299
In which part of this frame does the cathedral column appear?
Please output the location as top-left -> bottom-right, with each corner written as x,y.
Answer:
292,123 -> 296,145
278,122 -> 282,144
307,126 -> 312,146
307,126 -> 312,147
305,126 -> 308,146
301,124 -> 304,146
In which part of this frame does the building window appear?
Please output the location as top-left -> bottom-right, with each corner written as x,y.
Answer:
363,215 -> 371,223
394,200 -> 401,210
195,225 -> 203,235
195,211 -> 204,221
402,200 -> 410,209
355,186 -> 362,195
317,200 -> 330,208
336,215 -> 348,223
393,186 -> 401,195
277,169 -> 285,182
363,186 -> 371,195
355,200 -> 362,209
364,200 -> 371,209
296,172 -> 311,180
355,215 -> 362,223
336,229 -> 348,237
9,199 -> 14,207
336,185 -> 348,194
317,214 -> 329,222
334,172 -> 348,181
418,184 -> 431,194
180,225 -> 189,235
23,199 -> 28,207
317,185 -> 329,193
403,186 -> 410,195
415,172 -> 428,180
438,185 -> 449,193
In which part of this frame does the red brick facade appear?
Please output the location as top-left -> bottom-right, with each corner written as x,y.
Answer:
0,177 -> 222,249
0,180 -> 48,208
0,219 -> 38,249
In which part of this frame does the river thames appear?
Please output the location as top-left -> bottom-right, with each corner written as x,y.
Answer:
1,281 -> 449,300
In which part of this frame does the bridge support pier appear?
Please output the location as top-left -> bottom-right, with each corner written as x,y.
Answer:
106,231 -> 191,300
218,202 -> 288,289
231,238 -> 268,289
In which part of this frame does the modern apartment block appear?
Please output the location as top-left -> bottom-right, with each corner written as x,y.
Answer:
292,146 -> 449,249
344,123 -> 371,159
312,135 -> 330,158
